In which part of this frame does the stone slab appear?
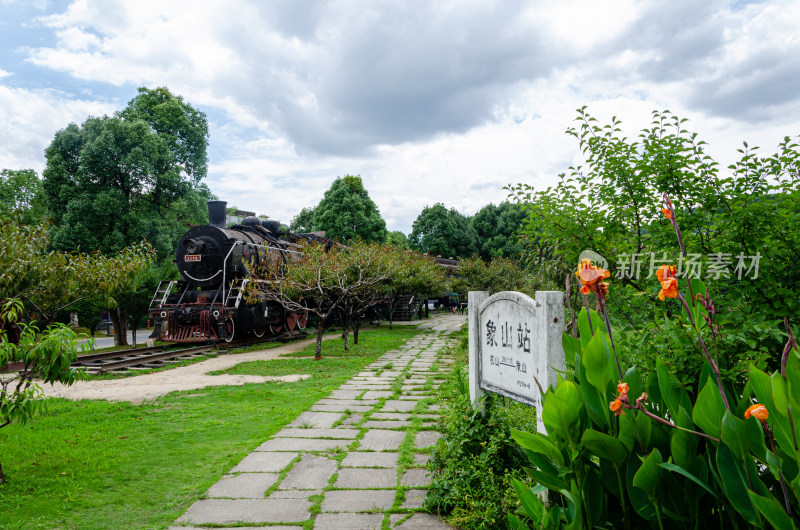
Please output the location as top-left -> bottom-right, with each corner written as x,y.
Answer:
414,431 -> 441,449
369,412 -> 412,420
320,489 -> 396,512
317,399 -> 378,406
400,469 -> 431,488
362,420 -> 410,429
339,413 -> 364,426
177,498 -> 310,524
279,453 -> 338,490
231,452 -> 298,472
274,428 -> 360,439
400,489 -> 428,509
362,390 -> 395,399
206,473 -> 279,498
289,411 -> 343,428
335,468 -> 396,488
312,404 -> 374,412
256,438 -> 350,452
329,389 -> 362,399
313,513 -> 384,529
412,453 -> 431,467
380,400 -> 417,412
358,429 -> 405,451
270,489 -> 323,499
341,451 -> 399,468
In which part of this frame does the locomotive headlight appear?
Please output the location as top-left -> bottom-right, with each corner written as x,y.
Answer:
212,310 -> 220,318
160,311 -> 167,318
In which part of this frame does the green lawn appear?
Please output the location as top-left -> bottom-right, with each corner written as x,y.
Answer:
0,326 -> 421,529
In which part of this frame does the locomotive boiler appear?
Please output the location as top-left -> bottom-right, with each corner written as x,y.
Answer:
148,200 -> 310,343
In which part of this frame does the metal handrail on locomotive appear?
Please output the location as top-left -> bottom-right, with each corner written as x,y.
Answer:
148,200 -> 315,343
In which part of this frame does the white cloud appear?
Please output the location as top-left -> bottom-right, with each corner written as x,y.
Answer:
0,85 -> 115,172
2,0 -> 799,234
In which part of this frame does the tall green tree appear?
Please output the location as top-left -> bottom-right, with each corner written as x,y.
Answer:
41,87 -> 211,344
409,203 -> 478,259
386,230 -> 410,249
313,175 -> 387,243
472,202 -> 525,260
0,169 -> 48,225
289,206 -> 317,232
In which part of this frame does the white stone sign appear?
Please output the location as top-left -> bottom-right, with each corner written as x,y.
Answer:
469,291 -> 565,433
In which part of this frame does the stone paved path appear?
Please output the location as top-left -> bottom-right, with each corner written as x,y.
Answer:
170,313 -> 465,530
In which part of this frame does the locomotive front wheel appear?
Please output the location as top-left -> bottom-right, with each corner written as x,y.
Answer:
253,322 -> 267,338
224,318 -> 235,343
286,312 -> 298,331
268,308 -> 284,334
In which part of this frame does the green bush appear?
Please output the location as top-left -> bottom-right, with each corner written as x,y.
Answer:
426,342 -> 535,529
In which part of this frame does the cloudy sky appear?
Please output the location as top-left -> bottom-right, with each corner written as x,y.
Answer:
1,0 -> 799,234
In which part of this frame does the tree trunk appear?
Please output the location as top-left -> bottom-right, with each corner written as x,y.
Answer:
315,318 -> 324,360
353,318 -> 360,345
388,296 -> 396,330
110,309 -> 128,346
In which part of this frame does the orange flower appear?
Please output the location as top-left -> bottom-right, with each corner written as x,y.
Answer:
658,278 -> 678,301
609,397 -> 625,416
656,264 -> 679,301
661,208 -> 672,219
655,264 -> 677,282
617,381 -> 629,395
745,404 -> 769,421
575,259 -> 611,296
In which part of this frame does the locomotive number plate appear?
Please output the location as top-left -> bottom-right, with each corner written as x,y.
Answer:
184,255 -> 201,262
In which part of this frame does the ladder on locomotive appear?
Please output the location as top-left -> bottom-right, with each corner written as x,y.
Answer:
224,279 -> 249,309
149,280 -> 175,309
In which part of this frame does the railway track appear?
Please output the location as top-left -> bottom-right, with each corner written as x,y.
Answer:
70,329 -> 308,374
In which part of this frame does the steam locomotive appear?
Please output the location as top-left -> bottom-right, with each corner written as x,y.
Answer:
148,200 -> 318,343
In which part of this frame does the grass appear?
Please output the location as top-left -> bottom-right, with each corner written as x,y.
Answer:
0,326 -> 421,529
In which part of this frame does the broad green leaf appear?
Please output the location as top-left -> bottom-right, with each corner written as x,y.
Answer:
562,333 -> 581,365
578,308 -> 604,349
772,372 -> 790,416
693,378 -> 725,440
511,428 -> 565,467
659,462 -> 720,499
524,466 -> 569,491
577,356 -> 609,430
512,477 -> 543,521
581,428 -> 627,467
747,490 -> 795,530
717,444 -> 760,525
582,329 -> 614,396
670,406 -> 698,470
657,358 -> 691,420
633,448 -> 663,496
721,410 -> 749,461
749,364 -> 777,412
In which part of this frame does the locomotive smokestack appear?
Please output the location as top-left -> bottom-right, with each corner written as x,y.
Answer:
208,200 -> 227,227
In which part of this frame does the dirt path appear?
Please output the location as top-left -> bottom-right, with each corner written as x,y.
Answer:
41,334 -> 341,404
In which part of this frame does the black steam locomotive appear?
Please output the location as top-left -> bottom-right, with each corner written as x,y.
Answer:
148,200 -> 315,343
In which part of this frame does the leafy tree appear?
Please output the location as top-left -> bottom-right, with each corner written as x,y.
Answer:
409,203 -> 478,259
386,230 -> 410,249
0,299 -> 87,485
448,256 -> 528,300
290,206 -> 317,233
0,169 -> 48,225
380,246 -> 447,329
472,202 -> 525,260
508,107 -> 800,381
247,241 -> 386,359
42,87 -> 211,344
0,218 -> 151,484
313,175 -> 387,243
334,241 -> 397,349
